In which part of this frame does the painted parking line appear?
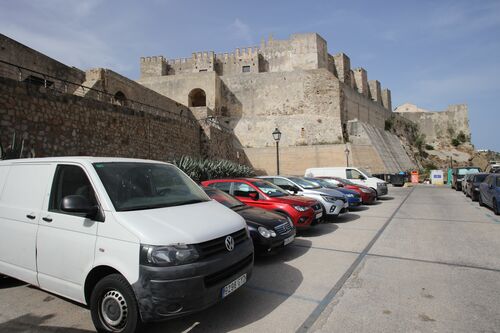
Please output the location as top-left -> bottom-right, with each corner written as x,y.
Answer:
244,284 -> 321,304
296,187 -> 415,333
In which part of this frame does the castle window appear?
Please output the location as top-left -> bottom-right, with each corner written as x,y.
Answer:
24,75 -> 54,87
199,69 -> 207,72
114,91 -> 127,106
242,66 -> 250,73
188,88 -> 206,107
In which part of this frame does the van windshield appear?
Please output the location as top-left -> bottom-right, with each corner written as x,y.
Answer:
93,162 -> 209,211
458,168 -> 480,175
358,168 -> 372,177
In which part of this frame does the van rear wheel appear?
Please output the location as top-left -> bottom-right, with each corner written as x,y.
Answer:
90,274 -> 142,333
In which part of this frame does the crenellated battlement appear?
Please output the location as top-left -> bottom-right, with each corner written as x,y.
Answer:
138,32 -> 392,110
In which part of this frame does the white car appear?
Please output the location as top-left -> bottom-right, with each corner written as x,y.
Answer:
257,176 -> 348,217
0,157 -> 253,333
305,167 -> 388,197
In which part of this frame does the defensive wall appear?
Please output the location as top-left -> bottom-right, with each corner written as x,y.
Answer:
139,32 -> 413,174
0,34 -> 242,163
395,103 -> 471,147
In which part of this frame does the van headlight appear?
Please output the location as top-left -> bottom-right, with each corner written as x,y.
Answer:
140,244 -> 199,266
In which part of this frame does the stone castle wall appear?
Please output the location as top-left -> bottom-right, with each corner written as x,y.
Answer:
0,34 -> 85,84
0,77 -> 201,160
395,104 -> 471,147
219,69 -> 344,148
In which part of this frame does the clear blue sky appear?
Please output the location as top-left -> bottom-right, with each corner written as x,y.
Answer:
1,0 -> 499,151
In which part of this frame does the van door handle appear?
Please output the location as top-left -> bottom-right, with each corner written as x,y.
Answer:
42,217 -> 53,223
26,214 -> 36,220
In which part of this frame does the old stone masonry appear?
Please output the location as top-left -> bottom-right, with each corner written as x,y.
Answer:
0,32 -> 470,174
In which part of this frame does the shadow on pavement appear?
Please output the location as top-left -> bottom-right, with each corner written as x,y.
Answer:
0,314 -> 94,333
298,223 -> 339,237
146,257 -> 304,332
378,196 -> 394,201
0,275 -> 27,289
349,205 -> 370,211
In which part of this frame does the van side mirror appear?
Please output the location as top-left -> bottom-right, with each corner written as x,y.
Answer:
248,192 -> 259,200
359,175 -> 366,180
61,195 -> 99,219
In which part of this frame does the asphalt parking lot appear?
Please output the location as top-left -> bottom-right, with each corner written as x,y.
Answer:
1,185 -> 500,333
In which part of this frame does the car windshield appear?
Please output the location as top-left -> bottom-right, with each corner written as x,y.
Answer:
475,174 -> 487,183
305,177 -> 333,188
358,168 -> 372,177
458,168 -> 480,175
204,187 -> 245,209
93,162 -> 210,211
252,181 -> 289,197
288,177 -> 321,189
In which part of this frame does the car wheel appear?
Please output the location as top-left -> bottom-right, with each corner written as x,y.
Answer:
371,188 -> 378,199
90,274 -> 142,333
472,193 -> 478,202
479,194 -> 485,207
494,199 -> 499,216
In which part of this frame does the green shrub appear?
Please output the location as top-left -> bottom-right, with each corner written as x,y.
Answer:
451,138 -> 460,147
172,155 -> 255,182
385,118 -> 393,131
425,144 -> 434,150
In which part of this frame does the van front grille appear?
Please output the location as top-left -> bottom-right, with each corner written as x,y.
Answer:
204,254 -> 253,287
197,228 -> 248,258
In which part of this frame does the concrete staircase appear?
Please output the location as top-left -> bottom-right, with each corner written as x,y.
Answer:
348,121 -> 416,173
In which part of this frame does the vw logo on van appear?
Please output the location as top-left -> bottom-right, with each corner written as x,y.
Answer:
225,236 -> 235,251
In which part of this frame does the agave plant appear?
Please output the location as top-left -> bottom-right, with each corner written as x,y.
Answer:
172,155 -> 254,182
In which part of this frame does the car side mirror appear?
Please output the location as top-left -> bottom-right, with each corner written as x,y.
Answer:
248,192 -> 259,200
292,186 -> 300,194
337,183 -> 344,187
61,195 -> 99,219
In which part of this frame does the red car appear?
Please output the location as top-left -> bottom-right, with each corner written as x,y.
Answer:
319,176 -> 377,204
201,178 -> 323,229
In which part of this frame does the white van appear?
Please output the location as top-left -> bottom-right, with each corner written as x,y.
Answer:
304,167 -> 388,197
0,157 -> 253,333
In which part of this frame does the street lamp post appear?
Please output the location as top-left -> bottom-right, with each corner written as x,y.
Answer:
344,145 -> 350,167
272,128 -> 282,175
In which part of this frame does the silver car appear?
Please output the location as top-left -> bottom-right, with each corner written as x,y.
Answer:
258,176 -> 348,217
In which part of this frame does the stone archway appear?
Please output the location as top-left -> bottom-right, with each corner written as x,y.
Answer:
114,91 -> 127,106
188,88 -> 206,107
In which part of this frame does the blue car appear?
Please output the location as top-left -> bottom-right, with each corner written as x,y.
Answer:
304,177 -> 362,207
479,174 -> 500,215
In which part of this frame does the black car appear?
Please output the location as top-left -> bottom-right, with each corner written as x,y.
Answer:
203,187 -> 296,254
466,173 -> 489,201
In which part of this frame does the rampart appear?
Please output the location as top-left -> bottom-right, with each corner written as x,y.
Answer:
395,104 -> 471,147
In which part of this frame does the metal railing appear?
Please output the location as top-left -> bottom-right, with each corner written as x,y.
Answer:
0,59 -> 200,126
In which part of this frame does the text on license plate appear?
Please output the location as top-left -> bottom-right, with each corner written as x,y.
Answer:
316,212 -> 323,219
222,274 -> 247,298
284,235 -> 295,246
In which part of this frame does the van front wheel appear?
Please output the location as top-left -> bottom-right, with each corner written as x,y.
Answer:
90,274 -> 142,333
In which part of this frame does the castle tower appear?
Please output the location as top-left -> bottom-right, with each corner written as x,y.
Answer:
140,56 -> 167,78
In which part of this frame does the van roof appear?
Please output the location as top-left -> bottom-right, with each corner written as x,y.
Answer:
0,156 -> 171,165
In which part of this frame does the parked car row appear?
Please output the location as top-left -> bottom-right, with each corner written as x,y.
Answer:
0,157 -> 390,333
455,167 -> 500,215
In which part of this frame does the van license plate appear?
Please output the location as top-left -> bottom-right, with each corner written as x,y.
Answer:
284,235 -> 295,246
222,274 -> 247,298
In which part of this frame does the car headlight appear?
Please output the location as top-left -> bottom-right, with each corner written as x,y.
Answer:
320,195 -> 339,203
258,226 -> 274,238
140,244 -> 199,266
360,188 -> 372,193
293,205 -> 309,211
346,194 -> 354,198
